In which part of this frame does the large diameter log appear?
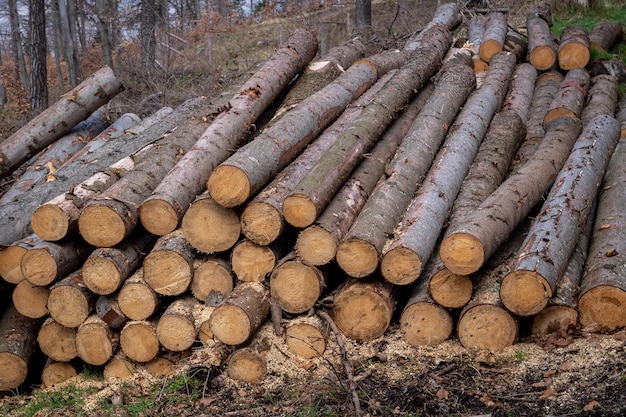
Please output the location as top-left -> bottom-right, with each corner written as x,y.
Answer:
440,117 -> 583,276
381,52 -> 517,286
117,268 -> 160,321
0,234 -> 42,284
589,20 -> 624,52
501,115 -> 620,317
12,279 -> 49,319
0,303 -> 41,391
543,68 -> 590,125
47,270 -> 95,328
558,25 -> 590,71
76,314 -> 118,366
0,66 -> 124,179
37,317 -> 78,362
269,253 -> 325,314
335,61 -> 475,278
156,296 -> 199,352
143,230 -> 194,296
527,15 -> 557,70
578,136 -> 626,330
137,29 -> 318,237
282,25 -> 453,229
120,320 -> 160,363
191,257 -> 234,304
478,12 -> 508,63
581,75 -> 619,127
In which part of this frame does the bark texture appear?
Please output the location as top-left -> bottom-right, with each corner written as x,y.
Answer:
558,25 -> 590,71
527,14 -> 557,70
479,12 -> 508,63
544,68 -> 590,125
581,75 -> 619,127
589,20 -> 624,52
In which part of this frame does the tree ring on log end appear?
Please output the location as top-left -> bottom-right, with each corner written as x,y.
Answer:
118,283 -> 158,321
336,238 -> 380,278
13,280 -> 49,319
282,193 -> 317,228
380,247 -> 422,285
48,286 -> 90,328
458,304 -> 517,352
157,315 -> 196,352
531,305 -> 578,337
429,270 -> 473,309
579,286 -> 626,330
78,203 -> 129,247
500,270 -> 551,317
530,45 -> 556,71
120,322 -> 159,363
270,260 -> 323,314
0,245 -> 27,284
241,202 -> 283,246
182,197 -> 240,253
333,285 -> 392,342
192,260 -> 234,301
31,204 -> 69,241
400,302 -> 453,347
143,251 -> 193,296
296,226 -> 336,266
227,349 -> 267,385
231,241 -> 275,282
83,256 -> 122,295
0,353 -> 28,391
285,322 -> 326,358
208,165 -> 251,208
209,305 -> 252,345
139,199 -> 181,236
76,323 -> 114,365
21,248 -> 58,286
439,233 -> 484,275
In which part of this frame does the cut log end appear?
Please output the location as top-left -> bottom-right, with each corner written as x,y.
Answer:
270,261 -> 323,314
143,251 -> 193,296
103,357 -> 136,379
76,322 -> 114,366
543,108 -> 577,126
31,204 -> 70,242
118,283 -> 159,321
82,257 -> 122,295
21,248 -> 58,286
284,322 -> 326,358
48,286 -> 90,328
479,40 -> 503,63
529,45 -> 557,71
579,286 -> 626,330
182,197 -> 241,253
429,270 -> 473,309
209,304 -> 252,345
41,362 -> 78,388
380,247 -> 422,286
231,241 -> 276,282
335,238 -> 379,278
208,165 -> 251,208
157,315 -> 196,352
78,204 -> 128,247
282,193 -> 317,228
532,305 -> 578,337
145,357 -> 176,377
458,304 -> 517,352
296,226 -> 337,266
500,270 -> 552,317
400,302 -> 453,347
227,348 -> 267,385
0,353 -> 28,391
0,246 -> 27,284
192,260 -> 234,302
240,202 -> 283,246
332,284 -> 393,342
138,199 -> 181,236
13,280 -> 49,319
558,44 -> 590,71
37,320 -> 78,362
120,321 -> 159,363
439,233 -> 485,276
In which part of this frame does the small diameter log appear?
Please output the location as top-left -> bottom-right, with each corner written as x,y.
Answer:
400,277 -> 453,347
0,303 -> 41,391
12,279 -> 49,319
558,25 -> 590,71
83,230 -> 157,295
581,75 -> 619,127
468,15 -> 488,72
117,268 -> 160,321
0,66 -> 124,179
332,277 -> 396,342
543,68 -> 591,125
41,360 -> 78,388
283,25 -> 452,229
156,297 -> 199,352
296,82 -> 435,266
209,282 -> 270,346
501,115 -> 620,316
503,30 -> 528,64
381,52 -> 517,285
76,314 -> 118,366
0,234 -> 42,284
47,270 -> 95,328
37,317 -> 78,362
404,2 -> 462,50
500,63 -> 538,123
95,295 -> 128,330
120,319 -> 160,363
231,240 -> 279,283
270,253 -> 325,314
227,324 -> 274,385
103,352 -> 136,379
20,237 -> 94,287
589,20 -> 624,52
191,257 -> 234,305
527,14 -> 557,71
335,61 -> 476,278
143,230 -> 194,296
479,12 -> 508,63
578,136 -> 626,330
145,356 -> 176,377
284,315 -> 327,359
138,29 -> 317,237
440,117 -> 583,276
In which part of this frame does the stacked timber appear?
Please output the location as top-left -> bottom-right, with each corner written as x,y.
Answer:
1,3 -> 626,392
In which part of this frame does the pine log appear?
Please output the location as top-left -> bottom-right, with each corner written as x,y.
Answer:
581,74 -> 619,127
47,270 -> 95,328
117,268 -> 160,321
95,295 -> 128,330
156,296 -> 199,352
0,234 -> 42,284
589,20 -> 624,52
41,360 -> 78,388
501,115 -> 620,316
284,315 -> 327,359
0,303 -> 41,391
145,356 -> 177,377
500,63 -> 538,123
334,61 -> 475,278
120,319 -> 160,362
544,68 -> 591,125
103,351 -> 136,379
558,25 -> 590,71
137,29 -> 317,237
295,82 -> 435,267
12,279 -> 49,319
37,317 -> 78,362
468,15 -> 488,72
143,230 -> 194,296
209,282 -> 270,345
578,136 -> 626,330
76,314 -> 118,366
0,66 -> 124,179
82,230 -> 157,295
231,239 -> 281,283
282,25 -> 452,229
440,117 -> 583,276
381,52 -> 516,285
527,14 -> 557,70
227,324 -> 274,384
479,12 -> 508,63
269,252 -> 325,314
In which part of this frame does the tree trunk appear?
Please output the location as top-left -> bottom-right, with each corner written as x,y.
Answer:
41,361 -> 78,388
12,279 -> 49,319
9,0 -> 29,92
120,319 -> 159,362
96,0 -> 114,69
479,12 -> 508,63
284,315 -> 327,359
137,29 -> 317,238
543,68 -> 590,125
440,117 -> 583,276
0,234 -> 42,284
156,296 -> 199,352
581,74 -> 619,127
143,230 -> 195,296
354,0 -> 371,34
231,240 -> 281,283
0,66 -> 123,179
558,25 -> 590,71
283,25 -> 452,229
29,0 -> 49,114
0,303 -> 41,391
527,14 -> 557,71
117,268 -> 160,321
47,270 -> 94,328
381,52 -> 516,286
589,21 -> 624,52
37,317 -> 78,362
191,257 -> 234,304
336,61 -> 475,279
75,314 -> 117,366
500,63 -> 538,123
269,252 -> 325,314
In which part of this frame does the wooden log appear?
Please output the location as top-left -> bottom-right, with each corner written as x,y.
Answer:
0,66 -> 124,179
526,14 -> 557,70
503,29 -> 528,64
479,12 -> 508,63
296,82 -> 435,267
0,303 -> 41,391
37,317 -> 78,362
82,230 -> 157,295
543,68 -> 591,125
12,279 -> 49,319
589,20 -> 624,52
231,239 -> 280,283
41,360 -> 78,388
47,270 -> 95,328
227,323 -> 274,385
103,351 -> 136,379
527,1 -> 553,27
120,319 -> 159,363
440,117 -> 583,276
209,282 -> 270,346
558,25 -> 590,71
403,2 -> 462,50
117,268 -> 160,321
501,115 -> 620,316
500,63 -> 538,123
137,29 -> 317,237
578,135 -> 626,330
468,15 -> 488,72
95,294 -> 128,330
76,314 -> 118,366
282,25 -> 453,229
581,74 -> 619,127
191,257 -> 234,304
269,252 -> 325,314
143,230 -> 194,296
334,61 -> 475,278
0,234 -> 42,284
145,356 -> 177,377
284,315 -> 327,359
193,302 -> 215,345
619,94 -> 626,138
381,52 -> 516,285
156,296 -> 199,352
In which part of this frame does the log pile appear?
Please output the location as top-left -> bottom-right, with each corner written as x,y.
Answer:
1,4 -> 626,392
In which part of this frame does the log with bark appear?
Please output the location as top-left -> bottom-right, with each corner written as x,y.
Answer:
143,230 -> 194,296
468,15 -> 488,72
227,323 -> 274,384
156,296 -> 199,352
37,317 -> 78,362
284,315 -> 327,359
500,62 -> 537,123
75,314 -> 118,366
543,68 -> 590,125
269,252 -> 325,314
526,13 -> 557,70
120,319 -> 160,363
558,25 -> 590,71
47,270 -> 95,328
41,360 -> 78,388
0,233 -> 42,284
191,257 -> 234,304
12,279 -> 49,319
503,29 -> 528,64
589,20 -> 624,52
117,268 -> 160,321
95,294 -> 128,330
479,12 -> 508,63
581,74 -> 619,127
0,66 -> 124,179
403,2 -> 462,50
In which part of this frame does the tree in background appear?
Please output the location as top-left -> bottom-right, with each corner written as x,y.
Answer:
9,0 -> 29,92
29,0 -> 48,113
355,0 -> 371,34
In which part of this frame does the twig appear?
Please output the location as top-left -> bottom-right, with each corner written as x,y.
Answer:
270,297 -> 283,336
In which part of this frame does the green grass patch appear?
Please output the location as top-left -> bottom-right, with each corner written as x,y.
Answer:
551,2 -> 626,38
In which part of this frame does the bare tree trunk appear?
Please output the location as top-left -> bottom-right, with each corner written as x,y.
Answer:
354,0 -> 371,34
29,0 -> 48,114
59,0 -> 81,85
50,0 -> 65,90
9,0 -> 30,92
96,0 -> 114,69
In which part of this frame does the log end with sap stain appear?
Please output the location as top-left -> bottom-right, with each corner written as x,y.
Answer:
207,164 -> 252,208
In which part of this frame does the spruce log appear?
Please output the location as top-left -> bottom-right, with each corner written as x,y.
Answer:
381,52 -> 516,285
209,282 -> 270,346
37,317 -> 78,362
479,12 -> 508,63
558,25 -> 590,71
120,319 -> 159,362
0,66 -> 124,179
503,30 -> 528,64
500,63 -> 538,123
191,257 -> 234,304
501,115 -> 620,316
578,136 -> 626,330
527,14 -> 557,70
227,324 -> 274,384
47,270 -> 95,328
143,230 -> 194,296
137,29 -> 317,237
95,295 -> 128,330
0,234 -> 42,284
145,356 -> 177,377
12,279 -> 49,319
527,2 -> 553,26
156,296 -> 199,352
581,75 -> 619,127
589,20 -> 624,52
335,61 -> 475,278
103,352 -> 136,379
284,315 -> 327,359
117,268 -> 160,321
0,303 -> 41,391
76,314 -> 118,366
41,361 -> 78,388
440,117 -> 583,276
296,82 -> 435,266
269,252 -> 325,314
282,25 -> 453,229
543,68 -> 590,125
468,15 -> 488,72
231,239 -> 280,283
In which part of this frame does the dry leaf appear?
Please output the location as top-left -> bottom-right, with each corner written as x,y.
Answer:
539,386 -> 557,400
543,369 -> 557,378
436,388 -> 449,400
583,400 -> 601,411
479,393 -> 496,407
